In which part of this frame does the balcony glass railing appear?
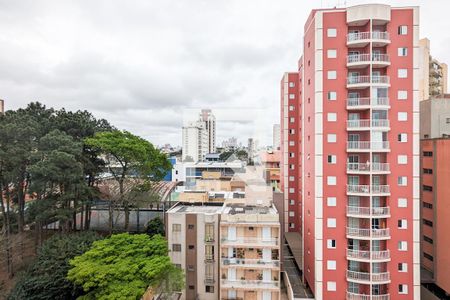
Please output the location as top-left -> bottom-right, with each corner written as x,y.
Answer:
347,141 -> 390,151
347,54 -> 390,64
347,31 -> 390,42
347,185 -> 390,195
346,227 -> 390,238
347,162 -> 390,172
347,75 -> 390,85
346,270 -> 390,283
347,97 -> 390,108
346,249 -> 391,260
347,119 -> 389,129
346,206 -> 390,217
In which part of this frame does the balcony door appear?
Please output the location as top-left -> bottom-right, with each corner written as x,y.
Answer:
262,227 -> 271,241
228,290 -> 237,299
263,248 -> 271,262
262,291 -> 272,300
228,226 -> 236,241
228,268 -> 236,281
349,71 -> 360,84
263,269 -> 271,282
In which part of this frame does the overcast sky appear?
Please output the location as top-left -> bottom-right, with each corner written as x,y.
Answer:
1,0 -> 449,146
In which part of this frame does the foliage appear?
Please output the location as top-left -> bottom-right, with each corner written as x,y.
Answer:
67,233 -> 183,300
8,231 -> 101,300
145,217 -> 165,237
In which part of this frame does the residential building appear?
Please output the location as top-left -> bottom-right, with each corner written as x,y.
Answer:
280,4 -> 420,299
222,137 -> 238,151
260,150 -> 281,192
420,138 -> 450,298
273,124 -> 281,150
420,96 -> 450,139
182,121 -> 209,162
200,109 -> 217,154
419,38 -> 448,100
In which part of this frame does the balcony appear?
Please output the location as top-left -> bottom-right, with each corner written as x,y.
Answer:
205,254 -> 215,262
347,292 -> 390,300
346,249 -> 391,262
347,270 -> 390,284
347,75 -> 390,89
221,237 -> 278,247
221,257 -> 280,269
204,236 -> 215,243
347,31 -> 390,47
346,206 -> 390,218
346,119 -> 390,131
347,97 -> 390,110
347,54 -> 390,68
204,277 -> 215,285
221,279 -> 279,290
346,227 -> 391,240
347,185 -> 390,196
346,162 -> 390,174
347,141 -> 390,152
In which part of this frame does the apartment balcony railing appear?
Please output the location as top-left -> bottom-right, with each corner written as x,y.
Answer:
347,119 -> 390,130
346,249 -> 391,261
346,227 -> 391,239
347,162 -> 390,173
347,141 -> 390,152
346,206 -> 390,217
347,75 -> 390,86
221,237 -> 278,246
221,257 -> 280,268
204,277 -> 215,285
205,254 -> 215,262
204,236 -> 215,243
221,279 -> 279,290
347,292 -> 390,300
347,97 -> 390,109
347,185 -> 390,195
347,31 -> 390,42
347,54 -> 390,65
347,270 -> 390,283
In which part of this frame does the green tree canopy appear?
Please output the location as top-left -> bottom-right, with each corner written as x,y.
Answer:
67,233 -> 183,300
145,217 -> 165,237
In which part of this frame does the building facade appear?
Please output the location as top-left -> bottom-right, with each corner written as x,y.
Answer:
281,4 -> 420,299
421,138 -> 450,297
200,109 -> 217,154
182,121 -> 209,162
420,96 -> 450,139
419,38 -> 448,100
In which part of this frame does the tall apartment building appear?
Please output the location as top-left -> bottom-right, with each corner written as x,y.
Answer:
200,109 -> 217,153
280,4 -> 420,299
182,121 -> 209,162
421,138 -> 450,298
420,96 -> 450,139
273,124 -> 281,150
419,38 -> 448,100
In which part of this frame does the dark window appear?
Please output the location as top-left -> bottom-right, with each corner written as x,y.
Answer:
423,219 -> 433,227
188,224 -> 194,229
424,252 -> 434,261
423,236 -> 433,244
189,285 -> 195,290
423,202 -> 433,209
423,151 -> 433,157
423,168 -> 433,174
423,185 -> 433,192
187,265 -> 194,271
172,244 -> 181,252
188,245 -> 195,250
249,227 -> 254,231
206,286 -> 214,293
330,240 -> 336,248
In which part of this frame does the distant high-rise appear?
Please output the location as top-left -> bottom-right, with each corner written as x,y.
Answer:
199,109 -> 216,153
419,38 -> 448,100
273,124 -> 280,150
182,121 -> 208,162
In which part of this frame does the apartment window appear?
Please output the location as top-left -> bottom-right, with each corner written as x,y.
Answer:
423,219 -> 433,227
327,281 -> 337,291
327,134 -> 337,143
398,25 -> 408,35
327,155 -> 337,164
189,285 -> 195,290
423,168 -> 433,174
290,199 -> 295,205
289,94 -> 295,99
327,218 -> 337,228
290,117 -> 295,123
188,245 -> 195,250
327,239 -> 336,249
327,113 -> 337,122
423,185 -> 433,192
172,224 -> 181,232
187,265 -> 195,271
423,202 -> 433,209
289,105 -> 294,111
289,211 -> 295,217
172,244 -> 182,252
423,151 -> 433,157
289,129 -> 295,134
289,82 -> 295,88
327,91 -> 337,100
327,260 -> 337,270
398,90 -> 408,100
424,235 -> 433,244
398,69 -> 408,78
327,176 -> 337,185
398,219 -> 407,229
398,133 -> 408,142
289,164 -> 295,170
398,47 -> 408,56
289,222 -> 295,229
327,49 -> 337,58
398,112 -> 408,121
398,241 -> 408,251
398,155 -> 408,164
398,263 -> 408,272
327,28 -> 337,37
327,71 -> 337,80
205,224 -> 214,240
188,224 -> 194,229
327,197 -> 337,207
424,252 -> 434,261
289,188 -> 295,193
398,176 -> 407,186
289,176 -> 295,182
446,117 -> 450,124
175,264 -> 182,269
205,286 -> 214,293
289,141 -> 295,146
399,284 -> 408,295
289,152 -> 295,158
398,198 -> 407,208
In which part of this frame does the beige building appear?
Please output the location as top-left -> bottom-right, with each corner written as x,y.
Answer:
0,99 -> 4,114
419,38 -> 448,100
420,96 -> 450,139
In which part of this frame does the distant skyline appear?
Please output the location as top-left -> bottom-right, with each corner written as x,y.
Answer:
2,0 -> 450,146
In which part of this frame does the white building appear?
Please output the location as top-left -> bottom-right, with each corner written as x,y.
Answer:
200,109 -> 216,154
182,121 -> 209,162
272,124 -> 280,150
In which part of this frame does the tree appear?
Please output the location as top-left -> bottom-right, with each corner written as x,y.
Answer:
85,131 -> 171,231
67,233 -> 183,300
145,217 -> 165,237
8,231 -> 101,300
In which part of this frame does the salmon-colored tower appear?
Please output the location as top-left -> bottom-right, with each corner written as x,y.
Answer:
281,4 -> 420,299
